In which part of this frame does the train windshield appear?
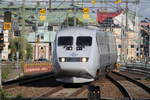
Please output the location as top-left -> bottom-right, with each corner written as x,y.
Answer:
76,36 -> 92,46
58,36 -> 73,46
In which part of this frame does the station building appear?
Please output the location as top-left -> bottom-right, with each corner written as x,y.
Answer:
140,22 -> 150,60
27,23 -> 58,60
97,10 -> 140,62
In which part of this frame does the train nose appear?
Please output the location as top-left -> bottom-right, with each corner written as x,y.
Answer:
60,62 -> 85,71
59,62 -> 94,78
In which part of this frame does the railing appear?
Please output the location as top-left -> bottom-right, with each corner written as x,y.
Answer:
1,62 -> 23,81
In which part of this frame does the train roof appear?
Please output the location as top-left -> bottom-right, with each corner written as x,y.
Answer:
56,27 -> 99,36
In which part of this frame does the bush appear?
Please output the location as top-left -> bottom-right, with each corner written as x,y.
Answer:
61,17 -> 84,28
0,89 -> 10,100
2,67 -> 11,80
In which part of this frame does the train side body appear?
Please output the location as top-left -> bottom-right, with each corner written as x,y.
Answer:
53,27 -> 117,83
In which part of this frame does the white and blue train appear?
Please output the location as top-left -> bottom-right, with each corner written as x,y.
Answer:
53,27 -> 117,83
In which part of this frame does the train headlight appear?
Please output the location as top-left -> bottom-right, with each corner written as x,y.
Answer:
81,57 -> 88,62
66,47 -> 72,50
60,57 -> 66,62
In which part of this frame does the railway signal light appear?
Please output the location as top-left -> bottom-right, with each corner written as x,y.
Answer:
83,8 -> 90,19
83,14 -> 89,19
0,33 -> 4,51
39,15 -> 46,21
83,8 -> 89,14
39,9 -> 46,15
4,11 -> 12,30
3,22 -> 12,30
39,9 -> 46,21
4,11 -> 11,22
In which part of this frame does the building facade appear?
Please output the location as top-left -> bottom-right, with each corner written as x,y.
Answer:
97,10 -> 140,62
27,24 -> 58,60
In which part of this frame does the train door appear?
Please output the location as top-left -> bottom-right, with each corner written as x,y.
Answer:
104,32 -> 110,66
96,33 -> 102,66
108,33 -> 111,64
97,33 -> 104,67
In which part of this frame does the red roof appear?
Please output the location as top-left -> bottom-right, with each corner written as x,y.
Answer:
97,10 -> 123,24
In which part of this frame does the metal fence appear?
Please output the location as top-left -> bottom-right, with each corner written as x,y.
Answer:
1,61 -> 23,81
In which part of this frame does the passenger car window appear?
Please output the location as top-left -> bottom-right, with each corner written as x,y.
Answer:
76,37 -> 92,46
58,37 -> 73,46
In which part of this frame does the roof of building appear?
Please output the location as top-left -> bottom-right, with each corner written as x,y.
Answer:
27,26 -> 56,43
97,10 -> 123,24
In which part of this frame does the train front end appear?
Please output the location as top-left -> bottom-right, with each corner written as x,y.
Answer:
54,28 -> 97,83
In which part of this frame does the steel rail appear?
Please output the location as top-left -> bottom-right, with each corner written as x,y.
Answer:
106,74 -> 132,100
68,87 -> 87,97
31,86 -> 64,100
126,65 -> 150,72
129,69 -> 150,77
112,71 -> 150,94
12,98 -> 88,100
3,72 -> 56,89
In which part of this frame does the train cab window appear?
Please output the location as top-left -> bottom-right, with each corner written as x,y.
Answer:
76,37 -> 92,46
58,37 -> 73,46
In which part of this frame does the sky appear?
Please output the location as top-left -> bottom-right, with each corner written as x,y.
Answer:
138,0 -> 150,19
1,0 -> 150,20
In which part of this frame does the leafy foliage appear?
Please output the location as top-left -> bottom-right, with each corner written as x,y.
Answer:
26,43 -> 33,59
0,89 -> 22,100
2,66 -> 10,80
61,17 -> 84,28
9,37 -> 33,60
0,89 -> 10,100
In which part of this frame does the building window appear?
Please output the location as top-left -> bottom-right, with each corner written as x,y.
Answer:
118,44 -> 122,48
41,35 -> 44,40
48,25 -> 53,31
140,45 -> 143,48
41,47 -> 43,50
136,53 -> 139,56
131,45 -> 134,48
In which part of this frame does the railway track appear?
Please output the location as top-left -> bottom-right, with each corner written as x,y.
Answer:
3,72 -> 56,89
30,84 -> 89,99
125,66 -> 150,76
4,73 -> 98,100
4,70 -> 150,100
30,78 -> 102,99
106,71 -> 150,100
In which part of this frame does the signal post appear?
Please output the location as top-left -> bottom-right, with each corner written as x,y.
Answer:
0,31 -> 4,88
0,31 -> 4,89
0,11 -> 11,88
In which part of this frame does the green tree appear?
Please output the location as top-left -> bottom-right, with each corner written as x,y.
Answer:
9,37 -> 33,60
26,43 -> 33,60
61,17 -> 84,28
9,38 -> 18,60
